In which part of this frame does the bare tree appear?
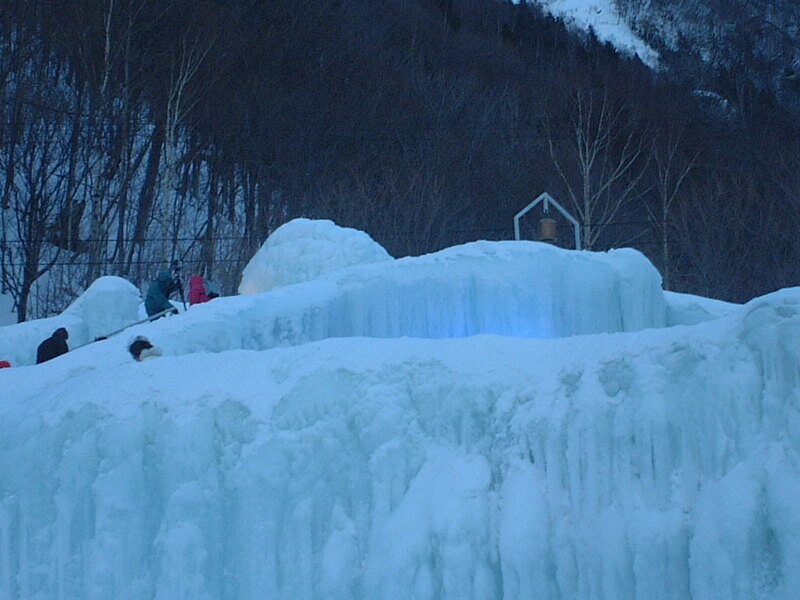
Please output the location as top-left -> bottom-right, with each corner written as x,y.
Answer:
674,170 -> 762,301
66,0 -> 160,282
647,124 -> 699,289
545,87 -> 652,249
0,74 -> 70,321
156,26 -> 217,263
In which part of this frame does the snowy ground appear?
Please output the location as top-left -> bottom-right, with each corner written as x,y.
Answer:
1,219 -> 797,600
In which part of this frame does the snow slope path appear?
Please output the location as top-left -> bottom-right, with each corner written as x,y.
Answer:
0,276 -> 140,367
0,225 -> 797,600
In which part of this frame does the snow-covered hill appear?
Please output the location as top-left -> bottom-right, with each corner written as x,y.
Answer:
2,219 -> 797,600
533,0 -> 800,110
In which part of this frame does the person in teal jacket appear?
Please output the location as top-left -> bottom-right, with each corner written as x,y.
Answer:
145,270 -> 181,317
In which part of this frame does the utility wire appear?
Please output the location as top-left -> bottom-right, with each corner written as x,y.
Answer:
1,258 -> 244,267
0,220 -> 666,245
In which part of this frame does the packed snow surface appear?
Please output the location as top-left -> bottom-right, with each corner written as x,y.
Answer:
1,220 -> 796,600
663,290 -> 739,326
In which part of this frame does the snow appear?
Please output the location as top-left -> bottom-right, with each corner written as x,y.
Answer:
664,290 -> 740,326
532,0 -> 659,66
1,219 -> 799,600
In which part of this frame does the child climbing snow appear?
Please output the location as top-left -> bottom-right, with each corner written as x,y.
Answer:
128,336 -> 163,362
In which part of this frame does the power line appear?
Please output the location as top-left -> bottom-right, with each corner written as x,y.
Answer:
0,258 -> 245,268
0,220 -> 666,245
0,235 -> 264,244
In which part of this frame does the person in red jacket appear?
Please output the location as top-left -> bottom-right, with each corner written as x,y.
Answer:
0,360 -> 10,368
189,275 -> 218,305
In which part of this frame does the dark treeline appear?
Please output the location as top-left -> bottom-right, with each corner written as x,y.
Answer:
2,0 -> 800,320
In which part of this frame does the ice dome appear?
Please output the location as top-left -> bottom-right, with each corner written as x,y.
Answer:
238,218 -> 393,295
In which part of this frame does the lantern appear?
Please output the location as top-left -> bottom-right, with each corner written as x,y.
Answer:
538,217 -> 557,243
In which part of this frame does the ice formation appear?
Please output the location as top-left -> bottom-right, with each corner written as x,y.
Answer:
134,239 -> 669,360
0,221 -> 797,600
238,218 -> 392,295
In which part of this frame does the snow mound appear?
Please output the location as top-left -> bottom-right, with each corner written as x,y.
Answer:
664,290 -> 740,326
238,218 -> 392,295
0,276 -> 140,366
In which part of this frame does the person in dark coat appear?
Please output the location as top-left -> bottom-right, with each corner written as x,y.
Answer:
145,270 -> 180,318
36,327 -> 69,364
128,336 -> 163,361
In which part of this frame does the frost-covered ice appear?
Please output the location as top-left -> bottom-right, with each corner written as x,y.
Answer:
160,239 -> 667,359
239,218 -> 392,295
2,233 -> 667,367
1,220 -> 798,600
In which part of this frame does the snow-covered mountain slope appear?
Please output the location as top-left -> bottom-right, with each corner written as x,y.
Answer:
612,0 -> 800,103
533,0 -> 659,65
1,220 -> 795,600
533,0 -> 800,107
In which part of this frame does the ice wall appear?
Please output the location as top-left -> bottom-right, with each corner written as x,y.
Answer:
130,240 -> 668,359
0,276 -> 140,366
0,230 -> 666,365
0,218 -> 728,371
1,289 -> 799,599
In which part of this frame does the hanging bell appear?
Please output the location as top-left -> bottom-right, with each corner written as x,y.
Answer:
538,217 -> 557,243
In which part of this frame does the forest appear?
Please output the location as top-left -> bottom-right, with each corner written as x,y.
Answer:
2,0 -> 800,320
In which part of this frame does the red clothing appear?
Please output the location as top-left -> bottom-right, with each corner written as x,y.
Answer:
189,275 -> 211,305
0,360 -> 10,368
